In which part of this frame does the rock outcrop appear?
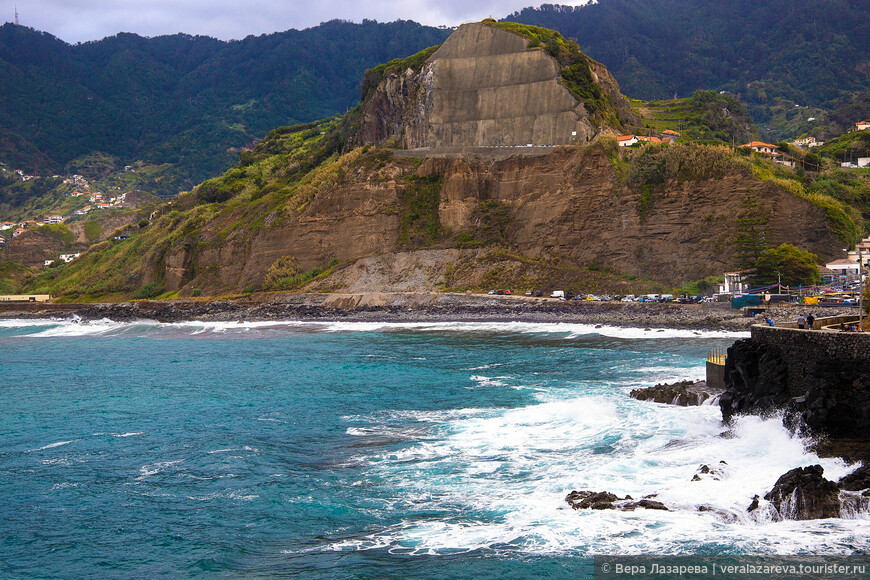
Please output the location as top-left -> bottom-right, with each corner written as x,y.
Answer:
631,379 -> 722,406
719,338 -> 791,423
565,490 -> 668,511
752,465 -> 841,520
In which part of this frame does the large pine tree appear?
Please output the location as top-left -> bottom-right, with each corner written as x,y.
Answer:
733,189 -> 769,270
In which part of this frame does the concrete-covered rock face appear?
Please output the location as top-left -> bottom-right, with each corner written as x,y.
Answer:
356,23 -> 605,152
427,23 -> 592,148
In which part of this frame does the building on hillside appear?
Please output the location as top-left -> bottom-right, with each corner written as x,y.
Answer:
826,258 -> 859,278
0,221 -> 14,230
662,129 -> 680,137
858,157 -> 870,168
718,270 -> 751,295
44,259 -> 55,267
12,228 -> 25,237
741,141 -> 794,167
74,205 -> 92,215
59,253 -> 80,263
741,141 -> 777,154
637,136 -> 662,143
791,136 -> 817,148
850,120 -> 870,132
618,135 -> 639,147
44,215 -> 64,224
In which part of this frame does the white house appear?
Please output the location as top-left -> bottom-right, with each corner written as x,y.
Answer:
825,258 -> 859,278
791,136 -> 816,148
617,135 -> 639,147
44,215 -> 64,224
718,270 -> 751,295
59,253 -> 80,263
741,141 -> 778,155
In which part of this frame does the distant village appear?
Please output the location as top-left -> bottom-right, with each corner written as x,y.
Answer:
0,167 -> 129,255
619,119 -> 870,170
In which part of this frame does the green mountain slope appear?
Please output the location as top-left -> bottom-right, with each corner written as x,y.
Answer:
506,0 -> 870,138
0,20 -> 450,191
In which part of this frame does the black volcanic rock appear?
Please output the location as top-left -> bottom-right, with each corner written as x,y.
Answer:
631,379 -> 722,406
565,490 -> 623,510
719,338 -> 791,423
838,465 -> 870,492
760,465 -> 840,520
565,490 -> 668,511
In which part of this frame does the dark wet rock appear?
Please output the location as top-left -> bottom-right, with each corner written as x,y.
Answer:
762,465 -> 840,520
719,338 -> 791,423
631,380 -> 723,406
691,461 -> 729,481
566,490 -> 623,510
622,499 -> 668,511
565,490 -> 668,511
838,465 -> 870,491
747,495 -> 760,512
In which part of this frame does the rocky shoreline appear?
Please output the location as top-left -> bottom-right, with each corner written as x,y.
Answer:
3,291 -> 850,330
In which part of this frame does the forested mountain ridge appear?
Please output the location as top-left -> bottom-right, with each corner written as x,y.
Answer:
506,0 -> 870,138
0,20 -> 450,190
1,0 -> 868,198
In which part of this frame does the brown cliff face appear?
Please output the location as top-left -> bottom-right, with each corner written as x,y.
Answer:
160,147 -> 841,293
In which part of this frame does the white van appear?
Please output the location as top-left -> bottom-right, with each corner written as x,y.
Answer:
550,290 -> 565,299
621,294 -> 636,302
642,294 -> 660,302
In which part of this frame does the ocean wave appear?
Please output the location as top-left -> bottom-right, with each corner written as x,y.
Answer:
325,396 -> 868,556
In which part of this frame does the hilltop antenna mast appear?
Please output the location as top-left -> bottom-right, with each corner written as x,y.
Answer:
14,5 -> 19,25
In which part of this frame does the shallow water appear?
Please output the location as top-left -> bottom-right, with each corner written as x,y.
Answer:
0,319 -> 865,578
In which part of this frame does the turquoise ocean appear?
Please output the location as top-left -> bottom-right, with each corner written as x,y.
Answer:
0,318 -> 866,578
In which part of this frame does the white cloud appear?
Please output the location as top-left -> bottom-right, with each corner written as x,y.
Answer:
2,0 -> 590,43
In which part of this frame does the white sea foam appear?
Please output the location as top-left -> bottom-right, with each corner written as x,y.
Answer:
34,440 -> 76,451
10,317 -> 751,342
136,459 -> 185,480
326,394 -> 869,556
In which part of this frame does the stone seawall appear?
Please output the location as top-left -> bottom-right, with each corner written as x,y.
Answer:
721,324 -> 870,439
749,324 -> 870,397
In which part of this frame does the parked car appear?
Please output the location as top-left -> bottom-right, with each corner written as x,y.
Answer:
488,290 -> 496,295
621,294 -> 636,302
550,290 -> 565,299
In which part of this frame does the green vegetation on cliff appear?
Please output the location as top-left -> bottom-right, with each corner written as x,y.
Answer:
635,91 -> 757,145
506,0 -> 870,139
620,141 -> 865,247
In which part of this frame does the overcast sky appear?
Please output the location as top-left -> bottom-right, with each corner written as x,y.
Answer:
2,1 -> 590,44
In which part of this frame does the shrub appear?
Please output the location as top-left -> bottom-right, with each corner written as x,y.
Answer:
132,282 -> 163,299
190,288 -> 202,297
